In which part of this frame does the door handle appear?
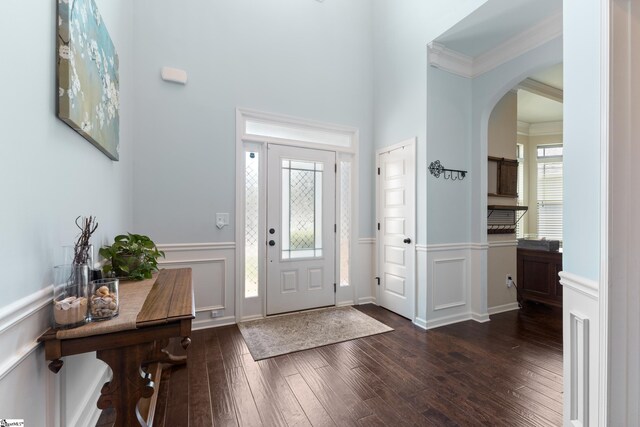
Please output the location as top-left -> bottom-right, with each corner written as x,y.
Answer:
268,240 -> 276,246
403,238 -> 412,244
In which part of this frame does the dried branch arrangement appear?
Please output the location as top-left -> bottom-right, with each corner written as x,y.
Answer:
73,216 -> 98,265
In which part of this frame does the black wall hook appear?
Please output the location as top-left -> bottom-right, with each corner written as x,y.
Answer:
428,160 -> 467,181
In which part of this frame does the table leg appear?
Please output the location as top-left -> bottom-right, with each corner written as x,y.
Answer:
96,342 -> 155,427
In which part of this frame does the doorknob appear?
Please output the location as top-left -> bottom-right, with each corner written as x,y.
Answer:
268,240 -> 276,246
403,238 -> 412,244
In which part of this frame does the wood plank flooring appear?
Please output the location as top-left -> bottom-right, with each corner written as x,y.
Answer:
100,303 -> 563,426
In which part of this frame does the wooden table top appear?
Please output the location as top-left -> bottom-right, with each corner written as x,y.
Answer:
39,268 -> 194,343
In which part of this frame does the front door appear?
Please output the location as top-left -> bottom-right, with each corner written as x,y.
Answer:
377,139 -> 416,319
266,144 -> 336,315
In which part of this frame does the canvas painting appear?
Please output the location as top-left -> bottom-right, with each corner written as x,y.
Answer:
57,0 -> 120,160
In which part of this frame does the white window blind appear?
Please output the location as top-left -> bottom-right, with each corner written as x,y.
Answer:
516,144 -> 525,238
537,161 -> 563,240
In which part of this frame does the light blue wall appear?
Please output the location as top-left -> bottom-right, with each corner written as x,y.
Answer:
562,0 -> 601,281
426,68 -> 472,244
0,1 -> 134,425
372,0 -> 487,244
0,0 -> 134,305
132,0 -> 374,241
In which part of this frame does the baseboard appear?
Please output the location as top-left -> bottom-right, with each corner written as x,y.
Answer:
413,317 -> 428,330
71,366 -> 110,427
488,302 -> 520,315
471,312 -> 491,323
192,315 -> 236,330
336,300 -> 354,307
357,297 -> 376,305
425,312 -> 473,330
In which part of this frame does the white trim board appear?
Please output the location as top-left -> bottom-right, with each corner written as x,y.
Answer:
69,366 -> 110,427
157,242 -> 236,252
0,285 -> 52,334
428,11 -> 562,79
0,286 -> 52,381
559,271 -> 599,301
488,302 -> 520,315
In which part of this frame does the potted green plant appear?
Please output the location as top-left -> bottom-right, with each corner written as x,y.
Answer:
99,233 -> 165,280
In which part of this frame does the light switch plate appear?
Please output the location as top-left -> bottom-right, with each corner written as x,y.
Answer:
216,213 -> 229,229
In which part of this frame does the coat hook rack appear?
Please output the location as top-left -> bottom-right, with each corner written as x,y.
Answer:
428,160 -> 467,181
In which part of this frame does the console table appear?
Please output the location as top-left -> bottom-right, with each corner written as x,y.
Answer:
39,268 -> 195,427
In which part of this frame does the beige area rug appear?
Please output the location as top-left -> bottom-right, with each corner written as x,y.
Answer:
238,306 -> 393,360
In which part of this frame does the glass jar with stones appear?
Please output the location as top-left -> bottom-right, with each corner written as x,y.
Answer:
52,264 -> 89,329
89,278 -> 119,321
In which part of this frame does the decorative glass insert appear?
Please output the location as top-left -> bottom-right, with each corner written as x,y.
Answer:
245,151 -> 259,298
281,159 -> 323,259
339,161 -> 352,287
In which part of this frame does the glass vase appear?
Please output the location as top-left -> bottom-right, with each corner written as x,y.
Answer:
89,278 -> 119,321
52,264 -> 89,329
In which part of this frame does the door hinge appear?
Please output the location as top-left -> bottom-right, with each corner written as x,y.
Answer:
335,163 -> 337,173
334,283 -> 337,293
377,222 -> 380,231
334,224 -> 337,233
375,276 -> 380,286
377,167 -> 380,175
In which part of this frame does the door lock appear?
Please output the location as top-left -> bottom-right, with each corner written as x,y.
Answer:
268,240 -> 276,246
269,228 -> 275,235
403,238 -> 412,244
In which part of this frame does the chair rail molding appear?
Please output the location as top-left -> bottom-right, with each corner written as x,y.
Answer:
0,286 -> 52,381
559,271 -> 599,301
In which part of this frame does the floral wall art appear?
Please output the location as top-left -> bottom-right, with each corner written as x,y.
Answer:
57,0 -> 120,160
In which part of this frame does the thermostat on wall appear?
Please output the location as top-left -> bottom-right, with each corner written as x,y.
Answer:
161,67 -> 188,85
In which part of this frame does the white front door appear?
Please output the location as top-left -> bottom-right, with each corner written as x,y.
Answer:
266,144 -> 336,315
377,139 -> 416,319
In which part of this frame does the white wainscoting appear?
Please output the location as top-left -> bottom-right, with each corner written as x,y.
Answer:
424,244 -> 474,329
0,285 -> 107,427
560,271 -> 601,426
158,242 -> 236,330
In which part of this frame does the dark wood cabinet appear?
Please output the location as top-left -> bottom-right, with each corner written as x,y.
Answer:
488,156 -> 519,197
517,248 -> 563,307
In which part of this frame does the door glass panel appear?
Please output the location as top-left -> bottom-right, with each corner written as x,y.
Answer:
339,161 -> 351,287
281,159 -> 323,259
244,151 -> 259,298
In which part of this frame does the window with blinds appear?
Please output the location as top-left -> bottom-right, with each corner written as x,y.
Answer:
516,144 -> 525,238
536,145 -> 563,241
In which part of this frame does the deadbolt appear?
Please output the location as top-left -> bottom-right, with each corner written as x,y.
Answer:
269,228 -> 275,234
268,240 -> 276,246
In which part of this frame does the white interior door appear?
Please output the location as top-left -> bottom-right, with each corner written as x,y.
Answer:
267,144 -> 336,315
377,140 -> 416,319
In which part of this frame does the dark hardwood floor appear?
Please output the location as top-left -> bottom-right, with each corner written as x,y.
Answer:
100,303 -> 563,426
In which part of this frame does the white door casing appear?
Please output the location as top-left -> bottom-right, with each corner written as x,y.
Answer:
266,144 -> 336,315
376,139 -> 416,319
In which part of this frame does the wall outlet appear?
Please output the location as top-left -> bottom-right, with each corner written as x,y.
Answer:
210,310 -> 223,318
506,275 -> 513,288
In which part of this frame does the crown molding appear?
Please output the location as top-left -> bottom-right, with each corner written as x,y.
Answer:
428,11 -> 563,79
517,78 -> 563,102
529,121 -> 563,136
473,11 -> 562,77
517,121 -> 531,135
427,42 -> 474,78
